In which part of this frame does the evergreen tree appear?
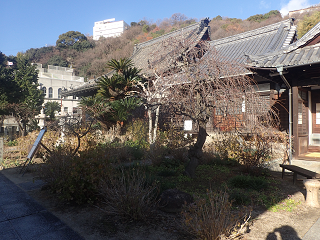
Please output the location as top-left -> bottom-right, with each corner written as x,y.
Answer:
0,53 -> 43,135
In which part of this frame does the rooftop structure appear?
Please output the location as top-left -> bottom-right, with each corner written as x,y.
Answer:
93,18 -> 129,40
248,20 -> 320,68
210,18 -> 296,65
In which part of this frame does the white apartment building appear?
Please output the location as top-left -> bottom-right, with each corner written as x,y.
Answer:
36,64 -> 85,115
93,18 -> 129,40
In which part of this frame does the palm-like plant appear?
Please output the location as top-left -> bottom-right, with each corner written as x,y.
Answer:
97,58 -> 142,100
44,101 -> 61,121
107,58 -> 133,74
82,58 -> 143,126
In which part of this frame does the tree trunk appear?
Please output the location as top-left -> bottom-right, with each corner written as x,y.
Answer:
148,109 -> 153,144
152,105 -> 160,143
185,120 -> 207,178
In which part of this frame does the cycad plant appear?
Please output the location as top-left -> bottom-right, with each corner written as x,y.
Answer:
81,58 -> 143,126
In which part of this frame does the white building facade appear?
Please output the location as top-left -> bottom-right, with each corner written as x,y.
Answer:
36,64 -> 84,115
93,18 -> 129,40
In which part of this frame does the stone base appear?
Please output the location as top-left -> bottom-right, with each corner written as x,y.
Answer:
303,179 -> 320,208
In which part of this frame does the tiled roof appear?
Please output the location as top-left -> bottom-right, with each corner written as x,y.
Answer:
131,18 -> 210,77
62,19 -> 210,97
210,18 -> 296,64
248,20 -> 320,68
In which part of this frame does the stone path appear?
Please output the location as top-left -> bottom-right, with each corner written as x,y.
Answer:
0,172 -> 83,240
303,216 -> 320,240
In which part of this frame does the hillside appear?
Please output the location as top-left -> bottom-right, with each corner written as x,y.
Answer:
23,10 -> 315,80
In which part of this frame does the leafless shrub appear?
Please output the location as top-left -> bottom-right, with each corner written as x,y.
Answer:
182,190 -> 250,240
99,166 -> 160,221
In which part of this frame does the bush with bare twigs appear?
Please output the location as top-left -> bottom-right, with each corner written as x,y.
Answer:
182,190 -> 250,240
99,166 -> 160,221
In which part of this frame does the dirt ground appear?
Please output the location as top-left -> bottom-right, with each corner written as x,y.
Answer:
1,166 -> 320,240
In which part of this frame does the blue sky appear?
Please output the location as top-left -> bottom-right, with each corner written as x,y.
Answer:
1,0 -> 319,56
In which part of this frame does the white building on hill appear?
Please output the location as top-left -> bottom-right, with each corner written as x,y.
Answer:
93,18 -> 129,40
36,64 -> 84,115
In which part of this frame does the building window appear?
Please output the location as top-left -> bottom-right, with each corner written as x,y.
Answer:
64,107 -> 68,113
58,88 -> 62,99
48,87 -> 53,98
42,87 -> 46,97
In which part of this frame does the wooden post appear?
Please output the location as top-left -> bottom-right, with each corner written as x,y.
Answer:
292,86 -> 299,158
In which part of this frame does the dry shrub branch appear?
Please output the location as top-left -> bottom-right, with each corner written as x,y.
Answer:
99,166 -> 160,221
182,190 -> 250,240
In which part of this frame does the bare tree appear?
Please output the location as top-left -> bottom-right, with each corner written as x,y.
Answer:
145,36 -> 278,177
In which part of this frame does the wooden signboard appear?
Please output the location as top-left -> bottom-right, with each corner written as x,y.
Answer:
20,128 -> 47,174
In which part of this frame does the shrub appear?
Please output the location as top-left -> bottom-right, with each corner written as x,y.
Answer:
38,145 -> 111,205
213,131 -> 286,173
126,119 -> 149,144
297,11 -> 320,38
125,139 -> 148,160
229,188 -> 252,205
228,175 -> 268,191
99,166 -> 160,221
182,190 -> 248,240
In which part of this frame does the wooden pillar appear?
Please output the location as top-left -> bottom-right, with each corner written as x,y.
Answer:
292,86 -> 299,157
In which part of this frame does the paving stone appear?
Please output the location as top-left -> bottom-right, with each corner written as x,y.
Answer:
2,199 -> 45,220
10,212 -> 65,240
0,208 -> 8,222
0,172 -> 83,240
0,191 -> 31,205
0,221 -> 21,239
303,217 -> 320,240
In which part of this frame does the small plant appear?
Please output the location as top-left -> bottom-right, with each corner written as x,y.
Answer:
6,140 -> 18,146
269,195 -> 301,212
228,175 -> 268,191
177,174 -> 192,183
229,188 -> 252,205
182,189 -> 249,240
